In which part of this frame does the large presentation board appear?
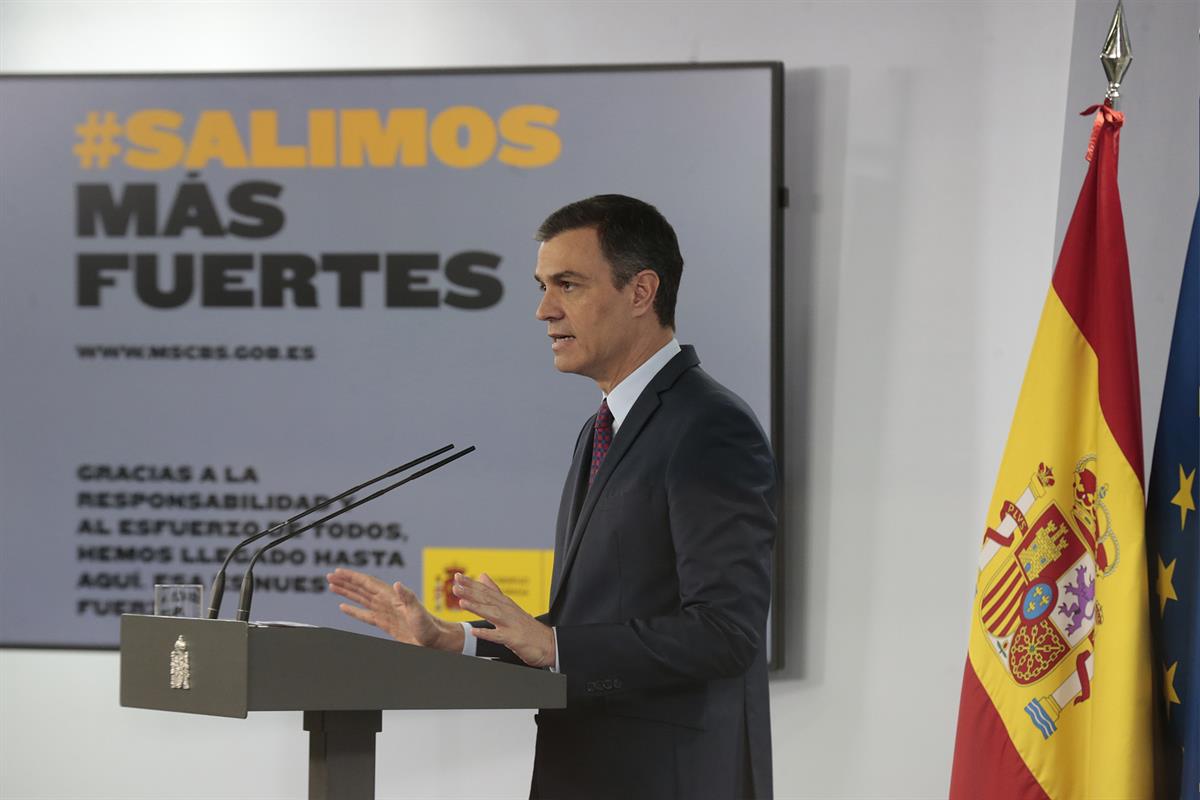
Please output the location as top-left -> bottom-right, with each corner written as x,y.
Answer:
0,64 -> 783,653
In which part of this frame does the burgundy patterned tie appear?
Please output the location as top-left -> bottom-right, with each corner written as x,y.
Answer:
589,399 -> 614,486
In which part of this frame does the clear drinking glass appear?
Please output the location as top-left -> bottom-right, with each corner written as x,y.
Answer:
153,584 -> 204,617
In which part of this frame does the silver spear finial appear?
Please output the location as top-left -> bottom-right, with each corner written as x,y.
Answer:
1100,1 -> 1132,107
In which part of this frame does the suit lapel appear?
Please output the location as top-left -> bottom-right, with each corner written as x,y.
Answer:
548,346 -> 700,611
549,423 -> 592,601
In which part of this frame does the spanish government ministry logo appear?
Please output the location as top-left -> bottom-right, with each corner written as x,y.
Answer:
976,456 -> 1119,739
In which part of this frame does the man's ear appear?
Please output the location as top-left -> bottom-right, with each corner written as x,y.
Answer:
629,269 -> 660,318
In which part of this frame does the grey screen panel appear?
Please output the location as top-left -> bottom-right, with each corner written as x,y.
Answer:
0,64 -> 781,652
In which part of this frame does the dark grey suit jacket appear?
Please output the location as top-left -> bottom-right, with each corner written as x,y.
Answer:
479,345 -> 776,799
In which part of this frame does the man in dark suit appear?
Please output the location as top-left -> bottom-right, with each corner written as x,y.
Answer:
328,195 -> 776,799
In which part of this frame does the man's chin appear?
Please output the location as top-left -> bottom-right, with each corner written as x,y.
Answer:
551,353 -> 583,375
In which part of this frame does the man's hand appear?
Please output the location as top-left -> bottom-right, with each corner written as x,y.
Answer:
453,572 -> 556,668
327,568 -> 464,653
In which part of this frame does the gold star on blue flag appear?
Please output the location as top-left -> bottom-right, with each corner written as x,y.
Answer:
1146,193 -> 1198,799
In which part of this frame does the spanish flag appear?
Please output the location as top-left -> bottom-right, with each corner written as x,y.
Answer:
950,103 -> 1154,799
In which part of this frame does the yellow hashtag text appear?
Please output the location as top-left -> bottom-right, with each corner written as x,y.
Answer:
118,105 -> 560,171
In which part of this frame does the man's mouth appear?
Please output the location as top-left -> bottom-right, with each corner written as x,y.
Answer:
549,334 -> 575,351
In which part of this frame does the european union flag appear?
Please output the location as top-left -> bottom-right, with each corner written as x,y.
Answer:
1147,194 -> 1199,798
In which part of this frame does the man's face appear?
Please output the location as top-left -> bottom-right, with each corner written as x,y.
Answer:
534,227 -> 637,383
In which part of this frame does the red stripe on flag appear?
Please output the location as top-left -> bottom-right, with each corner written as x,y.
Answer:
989,614 -> 1018,640
1050,109 -> 1144,482
950,660 -> 1048,800
982,570 -> 1021,617
981,562 -> 1020,607
984,584 -> 1022,630
982,571 -> 1023,623
993,606 -> 1020,638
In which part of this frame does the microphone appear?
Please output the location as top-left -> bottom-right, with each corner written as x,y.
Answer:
235,444 -> 476,622
206,444 -> 455,619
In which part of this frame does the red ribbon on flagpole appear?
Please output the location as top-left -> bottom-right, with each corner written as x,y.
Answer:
1080,99 -> 1124,163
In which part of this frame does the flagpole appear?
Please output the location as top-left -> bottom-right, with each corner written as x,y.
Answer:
1101,0 -> 1132,109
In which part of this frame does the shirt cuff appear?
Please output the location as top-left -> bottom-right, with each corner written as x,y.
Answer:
460,621 -> 559,673
460,622 -> 477,657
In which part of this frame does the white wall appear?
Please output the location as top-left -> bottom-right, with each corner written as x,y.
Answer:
6,1 -> 1187,798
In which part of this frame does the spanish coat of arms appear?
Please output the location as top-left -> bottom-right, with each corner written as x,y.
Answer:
976,456 -> 1119,739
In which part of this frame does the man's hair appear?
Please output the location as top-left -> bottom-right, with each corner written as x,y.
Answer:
535,194 -> 683,329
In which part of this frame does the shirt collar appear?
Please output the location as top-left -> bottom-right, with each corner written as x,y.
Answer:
604,338 -> 681,433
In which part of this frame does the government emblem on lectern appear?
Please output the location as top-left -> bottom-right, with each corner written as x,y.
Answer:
169,635 -> 191,690
975,456 -> 1121,739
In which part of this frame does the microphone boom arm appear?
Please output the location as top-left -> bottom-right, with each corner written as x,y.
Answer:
206,443 -> 455,619
235,445 -> 476,622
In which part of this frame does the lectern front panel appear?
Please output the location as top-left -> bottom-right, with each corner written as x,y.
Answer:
120,616 -> 251,718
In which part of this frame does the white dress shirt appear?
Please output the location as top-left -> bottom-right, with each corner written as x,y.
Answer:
461,338 -> 682,669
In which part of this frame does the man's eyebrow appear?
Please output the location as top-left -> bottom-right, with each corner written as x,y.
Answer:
534,270 -> 588,284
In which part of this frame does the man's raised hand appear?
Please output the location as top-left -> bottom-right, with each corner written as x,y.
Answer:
327,567 -> 463,652
453,572 -> 556,668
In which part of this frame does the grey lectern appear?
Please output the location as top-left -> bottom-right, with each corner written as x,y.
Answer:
119,614 -> 565,800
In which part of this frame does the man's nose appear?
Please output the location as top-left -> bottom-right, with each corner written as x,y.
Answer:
535,291 -> 561,321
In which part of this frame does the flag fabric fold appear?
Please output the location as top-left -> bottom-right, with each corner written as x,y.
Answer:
1146,194 -> 1199,799
951,103 -> 1154,800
